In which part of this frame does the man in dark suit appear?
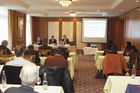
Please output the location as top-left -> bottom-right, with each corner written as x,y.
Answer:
62,35 -> 69,45
0,40 -> 12,55
49,36 -> 57,45
4,63 -> 39,93
24,45 -> 40,65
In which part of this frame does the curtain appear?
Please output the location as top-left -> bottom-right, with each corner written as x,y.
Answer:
0,7 -> 9,46
26,15 -> 32,46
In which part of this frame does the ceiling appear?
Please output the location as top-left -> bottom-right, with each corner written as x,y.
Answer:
0,0 -> 140,17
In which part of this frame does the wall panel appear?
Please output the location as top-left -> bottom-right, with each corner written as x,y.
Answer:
48,21 -> 59,43
62,22 -> 73,41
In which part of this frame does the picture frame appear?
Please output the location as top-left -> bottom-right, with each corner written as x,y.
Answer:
17,16 -> 24,41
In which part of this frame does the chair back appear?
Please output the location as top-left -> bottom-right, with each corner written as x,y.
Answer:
23,55 -> 35,63
39,49 -> 51,56
0,49 -> 7,55
103,54 -> 127,75
0,65 -> 22,84
39,66 -> 75,93
0,54 -> 14,64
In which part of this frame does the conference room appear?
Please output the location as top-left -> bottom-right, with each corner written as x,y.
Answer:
0,0 -> 140,93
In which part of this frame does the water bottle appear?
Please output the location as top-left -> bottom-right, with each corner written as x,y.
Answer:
132,65 -> 135,79
43,72 -> 48,90
2,71 -> 7,88
30,56 -> 33,62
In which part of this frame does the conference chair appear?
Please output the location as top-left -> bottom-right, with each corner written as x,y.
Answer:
23,55 -> 35,63
39,66 -> 75,93
0,49 -> 7,55
0,54 -> 14,64
125,84 -> 140,93
103,54 -> 127,76
0,65 -> 22,84
39,49 -> 51,56
128,55 -> 140,75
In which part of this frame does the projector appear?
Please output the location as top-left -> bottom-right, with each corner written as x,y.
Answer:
91,45 -> 97,48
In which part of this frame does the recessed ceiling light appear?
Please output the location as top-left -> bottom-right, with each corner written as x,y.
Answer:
136,0 -> 139,3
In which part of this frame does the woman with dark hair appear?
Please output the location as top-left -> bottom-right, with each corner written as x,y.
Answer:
103,40 -> 113,55
123,41 -> 132,56
128,46 -> 140,68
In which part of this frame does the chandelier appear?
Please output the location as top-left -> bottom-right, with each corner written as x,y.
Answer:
69,12 -> 77,17
59,0 -> 72,7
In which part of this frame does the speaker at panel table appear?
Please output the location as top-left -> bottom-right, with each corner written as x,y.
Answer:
62,35 -> 69,45
49,36 -> 57,45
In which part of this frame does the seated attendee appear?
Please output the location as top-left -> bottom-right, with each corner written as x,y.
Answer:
108,45 -> 118,54
50,41 -> 68,59
128,46 -> 140,68
24,45 -> 40,65
39,39 -> 52,50
49,36 -> 57,45
123,41 -> 132,56
44,49 -> 68,69
34,36 -> 42,45
62,35 -> 69,45
0,40 -> 12,55
6,46 -> 31,66
4,63 -> 39,93
103,40 -> 113,55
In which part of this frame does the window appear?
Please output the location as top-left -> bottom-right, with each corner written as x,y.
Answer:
26,15 -> 32,46
0,7 -> 8,45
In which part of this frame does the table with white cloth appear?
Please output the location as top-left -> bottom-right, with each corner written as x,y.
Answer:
94,51 -> 124,61
69,52 -> 78,67
48,44 -> 76,52
0,84 -> 64,93
95,56 -> 130,70
83,47 -> 98,55
104,76 -> 140,93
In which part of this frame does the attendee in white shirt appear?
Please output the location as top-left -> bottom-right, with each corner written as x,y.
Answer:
6,46 -> 31,66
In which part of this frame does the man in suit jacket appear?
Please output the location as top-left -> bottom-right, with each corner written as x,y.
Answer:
62,35 -> 69,45
24,45 -> 40,64
4,63 -> 39,93
49,36 -> 57,45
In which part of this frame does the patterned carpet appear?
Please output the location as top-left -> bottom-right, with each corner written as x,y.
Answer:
74,55 -> 105,93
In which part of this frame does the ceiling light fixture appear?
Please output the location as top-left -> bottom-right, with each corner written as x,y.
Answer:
59,0 -> 72,7
69,12 -> 77,16
136,0 -> 139,2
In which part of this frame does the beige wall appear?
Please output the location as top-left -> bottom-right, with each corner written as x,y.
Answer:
48,21 -> 59,43
62,22 -> 73,41
76,21 -> 87,49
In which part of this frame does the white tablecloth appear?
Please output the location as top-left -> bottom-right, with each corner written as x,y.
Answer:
94,51 -> 124,61
104,76 -> 140,93
48,44 -> 76,52
0,84 -> 64,93
83,47 -> 98,55
95,56 -> 129,70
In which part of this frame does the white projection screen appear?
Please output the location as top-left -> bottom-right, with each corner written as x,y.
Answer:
82,18 -> 107,43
